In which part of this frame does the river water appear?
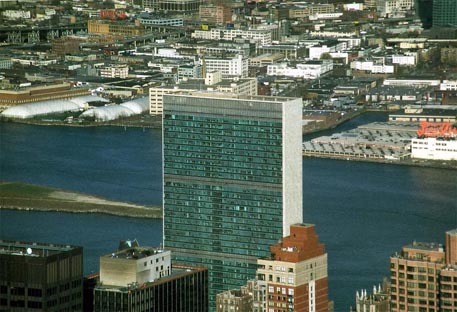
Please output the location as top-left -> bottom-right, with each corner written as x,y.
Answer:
0,115 -> 456,311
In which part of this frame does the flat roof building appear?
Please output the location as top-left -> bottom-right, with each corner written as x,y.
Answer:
163,92 -> 303,310
93,240 -> 208,312
0,240 -> 83,311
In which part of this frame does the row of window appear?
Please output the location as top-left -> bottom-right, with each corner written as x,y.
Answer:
165,168 -> 283,184
165,157 -> 282,173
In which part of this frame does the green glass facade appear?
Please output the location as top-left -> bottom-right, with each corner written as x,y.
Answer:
162,94 -> 302,310
433,0 -> 457,27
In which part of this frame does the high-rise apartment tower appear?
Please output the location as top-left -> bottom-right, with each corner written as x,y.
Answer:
163,92 -> 303,308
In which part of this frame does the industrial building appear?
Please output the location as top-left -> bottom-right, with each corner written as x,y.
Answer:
163,92 -> 303,310
0,240 -> 83,311
0,83 -> 90,108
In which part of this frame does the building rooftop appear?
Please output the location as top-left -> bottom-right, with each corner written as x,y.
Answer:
94,264 -> 207,292
404,241 -> 444,252
102,246 -> 167,261
0,239 -> 80,258
166,91 -> 298,103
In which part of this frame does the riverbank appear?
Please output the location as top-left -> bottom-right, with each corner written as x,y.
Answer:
0,114 -> 162,129
0,182 -> 162,218
303,153 -> 457,170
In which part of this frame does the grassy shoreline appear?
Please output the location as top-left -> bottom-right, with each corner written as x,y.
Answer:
0,182 -> 162,219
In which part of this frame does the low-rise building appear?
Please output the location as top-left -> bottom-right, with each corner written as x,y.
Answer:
267,60 -> 333,79
351,60 -> 395,74
88,19 -> 145,37
411,137 -> 457,160
257,44 -> 306,60
149,71 -> 257,115
0,82 -> 90,108
192,27 -> 273,45
199,3 -> 231,25
203,54 -> 248,78
99,64 -> 129,78
249,53 -> 285,67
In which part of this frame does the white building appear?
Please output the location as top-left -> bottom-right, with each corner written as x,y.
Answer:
203,54 -> 248,78
351,60 -> 395,74
344,2 -> 364,10
267,61 -> 333,79
440,80 -> 457,91
391,53 -> 417,66
377,0 -> 415,17
192,27 -> 273,45
99,64 -> 129,78
411,138 -> 457,161
2,10 -> 31,19
384,79 -> 440,87
309,12 -> 343,21
309,41 -> 347,60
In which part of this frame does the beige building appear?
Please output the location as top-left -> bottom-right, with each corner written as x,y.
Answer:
149,71 -> 257,115
249,53 -> 284,67
88,19 -> 144,37
289,4 -> 334,19
216,290 -> 252,312
99,64 -> 129,78
390,230 -> 457,312
199,3 -> 231,25
390,242 -> 444,312
100,241 -> 171,287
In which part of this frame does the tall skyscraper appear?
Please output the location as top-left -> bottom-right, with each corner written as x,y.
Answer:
162,92 -> 303,308
432,0 -> 457,27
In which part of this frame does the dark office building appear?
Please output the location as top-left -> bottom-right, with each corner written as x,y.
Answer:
433,0 -> 457,27
93,264 -> 208,312
0,239 -> 83,311
416,0 -> 433,29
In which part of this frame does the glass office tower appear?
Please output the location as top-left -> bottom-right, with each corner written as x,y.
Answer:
162,92 -> 303,309
433,0 -> 457,27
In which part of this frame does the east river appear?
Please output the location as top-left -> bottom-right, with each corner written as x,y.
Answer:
1,114 -> 456,311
